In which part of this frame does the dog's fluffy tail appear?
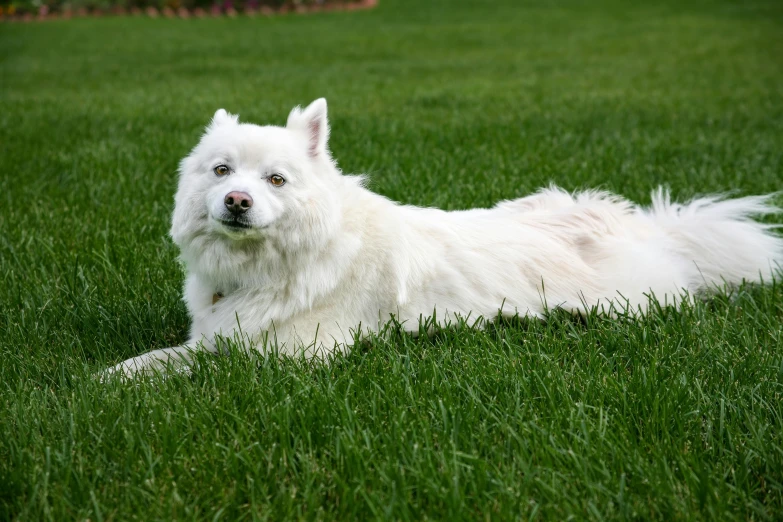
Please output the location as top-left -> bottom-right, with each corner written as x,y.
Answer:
647,188 -> 783,290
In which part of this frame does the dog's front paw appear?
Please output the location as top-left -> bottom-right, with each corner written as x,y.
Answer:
99,349 -> 196,383
98,355 -> 152,383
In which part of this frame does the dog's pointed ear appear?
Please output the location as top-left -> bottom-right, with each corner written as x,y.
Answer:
209,109 -> 238,129
287,98 -> 330,158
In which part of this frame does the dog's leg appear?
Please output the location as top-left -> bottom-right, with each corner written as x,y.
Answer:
105,345 -> 210,379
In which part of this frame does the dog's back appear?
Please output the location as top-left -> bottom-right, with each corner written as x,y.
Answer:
390,186 -> 782,322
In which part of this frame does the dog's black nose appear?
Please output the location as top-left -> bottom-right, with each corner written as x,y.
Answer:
224,191 -> 253,215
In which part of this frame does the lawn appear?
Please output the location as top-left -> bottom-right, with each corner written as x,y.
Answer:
2,0 -> 783,519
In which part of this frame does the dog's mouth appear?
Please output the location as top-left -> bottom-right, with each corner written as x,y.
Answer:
217,218 -> 252,230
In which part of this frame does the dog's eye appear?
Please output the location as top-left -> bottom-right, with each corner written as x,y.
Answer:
214,165 -> 230,176
269,174 -> 286,187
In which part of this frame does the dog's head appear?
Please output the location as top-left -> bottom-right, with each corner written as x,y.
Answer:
171,99 -> 346,277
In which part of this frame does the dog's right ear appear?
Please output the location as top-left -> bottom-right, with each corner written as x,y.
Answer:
208,109 -> 239,129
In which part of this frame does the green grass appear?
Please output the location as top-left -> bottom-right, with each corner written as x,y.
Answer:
2,0 -> 783,519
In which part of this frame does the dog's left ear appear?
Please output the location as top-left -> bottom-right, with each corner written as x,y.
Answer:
287,98 -> 330,159
209,108 -> 239,128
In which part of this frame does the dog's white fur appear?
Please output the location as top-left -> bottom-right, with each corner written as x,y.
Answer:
109,99 -> 783,377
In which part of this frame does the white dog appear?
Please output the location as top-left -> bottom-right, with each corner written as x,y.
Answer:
109,99 -> 783,377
